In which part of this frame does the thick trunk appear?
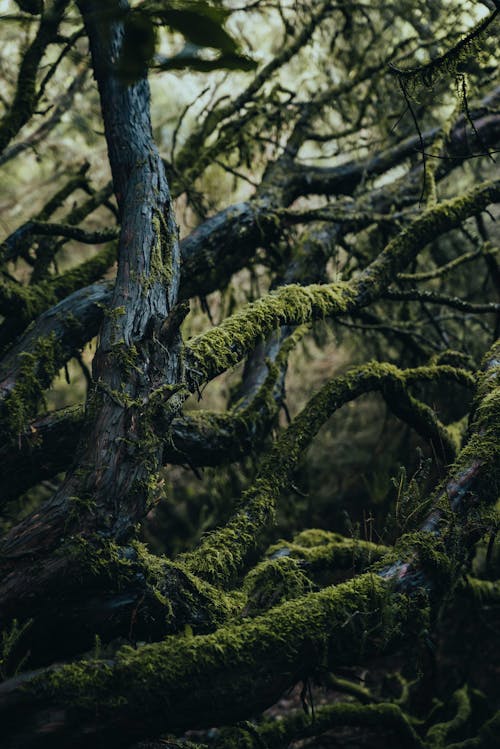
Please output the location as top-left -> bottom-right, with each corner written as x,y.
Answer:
0,0 -> 182,657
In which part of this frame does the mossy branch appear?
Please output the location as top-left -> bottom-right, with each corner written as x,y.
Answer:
0,243 -> 116,350
0,330 -> 306,503
254,700 -> 424,749
398,244 -> 496,282
0,574 -> 426,745
425,686 -> 471,748
385,288 -> 500,315
267,531 -> 391,580
181,362 -> 473,586
186,180 -> 500,385
389,8 -> 499,91
0,283 -> 110,443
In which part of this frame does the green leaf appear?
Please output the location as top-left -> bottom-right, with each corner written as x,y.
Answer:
13,0 -> 43,13
155,49 -> 257,73
144,0 -> 238,53
117,11 -> 157,85
118,2 -> 254,85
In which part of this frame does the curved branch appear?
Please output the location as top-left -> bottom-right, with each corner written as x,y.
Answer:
181,362 -> 474,585
0,282 -> 111,443
186,179 -> 500,385
248,701 -> 423,749
0,573 -> 425,748
0,242 -> 116,350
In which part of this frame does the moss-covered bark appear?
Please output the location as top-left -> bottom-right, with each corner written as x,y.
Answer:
1,5 -> 499,748
182,361 -> 475,586
186,181 -> 500,385
1,574 -> 427,746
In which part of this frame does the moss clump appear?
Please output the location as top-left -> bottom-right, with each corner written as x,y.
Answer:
59,536 -> 241,637
0,332 -> 60,441
375,530 -> 456,601
140,211 -> 175,293
35,659 -> 118,711
110,339 -> 141,376
291,528 -> 347,547
132,541 -> 243,631
268,533 -> 389,582
28,573 -> 428,736
186,281 -> 356,384
182,360 -> 469,586
242,556 -> 315,615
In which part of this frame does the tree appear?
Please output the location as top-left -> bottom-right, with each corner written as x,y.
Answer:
0,0 -> 499,746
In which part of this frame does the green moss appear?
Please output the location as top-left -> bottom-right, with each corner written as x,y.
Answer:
60,536 -> 132,583
267,534 -> 390,580
292,528 -> 346,547
425,686 -> 471,747
58,536 -> 242,636
257,701 -> 424,749
446,415 -> 469,454
140,211 -> 174,293
392,8 -> 498,94
186,282 -> 356,384
324,673 -> 377,704
182,360 -> 470,586
65,495 -> 97,530
0,332 -> 60,441
242,556 -> 314,615
0,243 -> 116,333
375,530 -> 455,597
28,573 -> 428,733
132,541 -> 243,629
110,340 -> 141,376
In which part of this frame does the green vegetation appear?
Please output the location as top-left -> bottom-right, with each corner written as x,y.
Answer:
0,1 -> 499,748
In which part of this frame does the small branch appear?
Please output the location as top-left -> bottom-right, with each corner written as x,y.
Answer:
385,288 -> 500,314
0,0 -> 70,155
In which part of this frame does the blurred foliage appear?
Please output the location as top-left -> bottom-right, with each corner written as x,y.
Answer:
0,1 -> 499,735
